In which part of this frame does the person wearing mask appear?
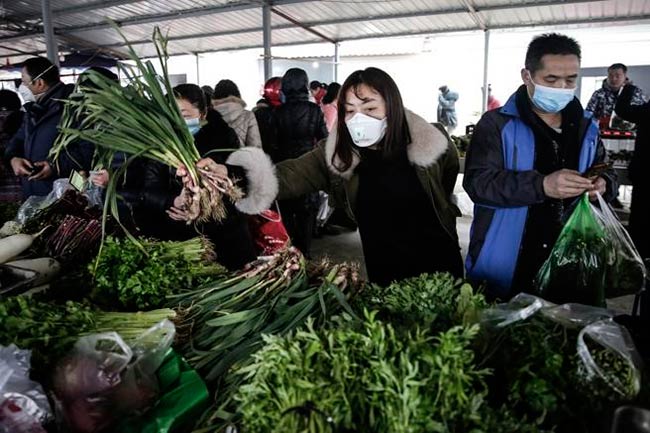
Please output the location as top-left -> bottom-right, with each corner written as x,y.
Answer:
437,85 -> 459,134
270,68 -> 328,258
177,67 -> 463,286
138,84 -> 254,270
586,63 -> 646,128
253,76 -> 282,158
310,81 -> 327,106
615,84 -> 650,259
211,79 -> 262,148
463,33 -> 617,301
0,90 -> 23,201
4,57 -> 74,197
321,82 -> 341,132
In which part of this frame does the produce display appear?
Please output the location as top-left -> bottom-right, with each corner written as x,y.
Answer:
91,236 -> 225,310
1,25 -> 648,433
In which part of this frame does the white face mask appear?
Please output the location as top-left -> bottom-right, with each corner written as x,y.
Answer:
345,112 -> 387,148
17,83 -> 35,104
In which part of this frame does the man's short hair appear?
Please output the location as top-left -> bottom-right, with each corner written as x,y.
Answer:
608,63 -> 628,73
22,57 -> 59,86
525,33 -> 582,73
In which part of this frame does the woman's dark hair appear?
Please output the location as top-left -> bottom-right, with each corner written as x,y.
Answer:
173,83 -> 207,115
333,67 -> 410,172
213,79 -> 241,99
23,57 -> 59,86
525,33 -> 581,74
322,82 -> 341,105
201,85 -> 214,108
310,80 -> 325,91
0,89 -> 22,111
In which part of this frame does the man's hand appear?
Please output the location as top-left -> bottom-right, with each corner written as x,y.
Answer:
27,161 -> 53,181
90,169 -> 110,188
543,169 -> 594,199
10,157 -> 32,176
588,176 -> 607,200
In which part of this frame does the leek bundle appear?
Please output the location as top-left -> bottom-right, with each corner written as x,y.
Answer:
52,24 -> 240,225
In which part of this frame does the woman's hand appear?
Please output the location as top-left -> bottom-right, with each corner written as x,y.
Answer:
90,169 -> 110,188
176,159 -> 228,188
167,189 -> 191,221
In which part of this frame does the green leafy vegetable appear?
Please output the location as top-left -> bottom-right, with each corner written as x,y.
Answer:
91,236 -> 225,310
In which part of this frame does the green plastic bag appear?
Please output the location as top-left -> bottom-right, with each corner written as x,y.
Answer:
535,193 -> 610,307
119,350 -> 209,433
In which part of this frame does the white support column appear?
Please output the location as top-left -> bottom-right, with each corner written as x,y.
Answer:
482,29 -> 490,113
195,53 -> 200,84
42,0 -> 60,66
333,42 -> 340,82
263,3 -> 272,80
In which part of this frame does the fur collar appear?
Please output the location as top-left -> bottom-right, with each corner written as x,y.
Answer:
325,109 -> 450,179
213,95 -> 246,108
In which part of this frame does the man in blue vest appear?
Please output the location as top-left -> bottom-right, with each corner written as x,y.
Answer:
463,33 -> 617,301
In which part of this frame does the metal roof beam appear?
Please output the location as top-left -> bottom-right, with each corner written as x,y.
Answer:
182,13 -> 650,54
95,8 -> 475,48
18,0 -> 144,21
0,0 -> 601,44
7,10 -> 648,61
271,7 -> 336,44
93,0 -> 598,49
459,0 -> 487,30
58,0 -> 319,34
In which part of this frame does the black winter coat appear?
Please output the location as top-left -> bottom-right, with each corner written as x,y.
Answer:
4,83 -> 89,197
253,102 -> 277,158
272,94 -> 327,162
136,110 -> 255,270
616,85 -> 649,187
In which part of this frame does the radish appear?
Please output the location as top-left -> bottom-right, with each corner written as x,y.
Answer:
0,228 -> 47,264
5,257 -> 61,285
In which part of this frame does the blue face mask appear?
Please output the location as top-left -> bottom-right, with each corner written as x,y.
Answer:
185,117 -> 201,135
529,79 -> 576,113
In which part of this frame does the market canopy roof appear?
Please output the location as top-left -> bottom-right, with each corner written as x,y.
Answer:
1,0 -> 650,65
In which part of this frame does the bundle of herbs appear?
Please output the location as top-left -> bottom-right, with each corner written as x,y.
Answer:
91,235 -> 225,311
356,272 -> 488,333
234,312 -> 533,433
478,313 -> 640,432
52,24 -> 240,227
0,295 -> 174,378
171,250 -> 361,428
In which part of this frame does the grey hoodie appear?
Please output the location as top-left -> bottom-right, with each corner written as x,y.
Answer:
212,96 -> 262,148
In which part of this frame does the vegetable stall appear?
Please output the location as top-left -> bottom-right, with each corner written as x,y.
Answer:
1,26 -> 649,433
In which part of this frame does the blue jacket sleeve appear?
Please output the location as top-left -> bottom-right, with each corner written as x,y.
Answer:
463,112 -> 546,208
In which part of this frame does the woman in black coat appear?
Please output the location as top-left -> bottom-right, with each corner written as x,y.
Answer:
272,68 -> 328,257
137,84 -> 256,270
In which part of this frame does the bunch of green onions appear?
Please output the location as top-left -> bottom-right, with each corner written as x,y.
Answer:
168,248 -> 362,428
52,24 -> 240,227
